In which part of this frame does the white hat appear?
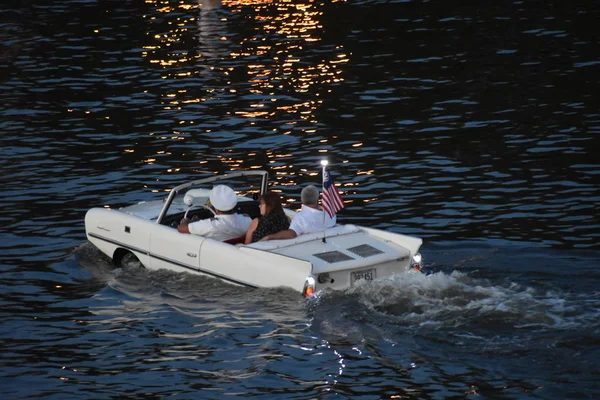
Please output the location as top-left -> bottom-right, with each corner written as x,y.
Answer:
209,185 -> 238,211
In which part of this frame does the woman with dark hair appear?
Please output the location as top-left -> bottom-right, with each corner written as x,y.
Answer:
244,191 -> 290,244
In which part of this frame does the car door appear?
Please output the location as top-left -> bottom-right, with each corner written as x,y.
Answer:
149,224 -> 205,274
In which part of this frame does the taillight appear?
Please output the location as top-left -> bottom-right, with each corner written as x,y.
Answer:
302,275 -> 316,298
411,253 -> 422,271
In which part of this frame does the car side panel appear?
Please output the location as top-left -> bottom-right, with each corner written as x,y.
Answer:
149,224 -> 204,274
198,241 -> 313,292
85,208 -> 152,267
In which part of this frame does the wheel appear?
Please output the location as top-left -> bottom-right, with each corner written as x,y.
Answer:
184,204 -> 216,219
118,251 -> 143,269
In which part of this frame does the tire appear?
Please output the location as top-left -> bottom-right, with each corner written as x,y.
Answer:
118,251 -> 144,269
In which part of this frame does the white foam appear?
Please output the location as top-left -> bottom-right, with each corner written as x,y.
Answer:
341,269 -> 599,332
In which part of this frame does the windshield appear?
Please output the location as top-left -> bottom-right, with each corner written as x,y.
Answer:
157,171 -> 268,223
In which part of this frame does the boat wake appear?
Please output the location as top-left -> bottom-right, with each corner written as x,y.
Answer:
307,268 -> 600,348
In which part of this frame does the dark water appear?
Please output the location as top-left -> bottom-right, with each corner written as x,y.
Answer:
1,0 -> 599,398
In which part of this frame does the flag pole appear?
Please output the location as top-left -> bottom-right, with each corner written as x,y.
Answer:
321,159 -> 328,243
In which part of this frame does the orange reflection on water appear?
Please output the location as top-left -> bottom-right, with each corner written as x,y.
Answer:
142,0 -> 348,120
138,0 -> 354,181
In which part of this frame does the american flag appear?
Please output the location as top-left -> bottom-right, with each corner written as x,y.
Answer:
322,170 -> 344,218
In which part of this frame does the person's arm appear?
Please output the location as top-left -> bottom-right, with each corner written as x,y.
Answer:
178,218 -> 212,235
178,218 -> 191,234
262,229 -> 297,241
244,218 -> 259,244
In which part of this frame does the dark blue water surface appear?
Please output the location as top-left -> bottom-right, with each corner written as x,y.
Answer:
1,0 -> 599,398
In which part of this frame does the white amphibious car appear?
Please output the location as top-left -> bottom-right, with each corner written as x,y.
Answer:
85,171 -> 423,297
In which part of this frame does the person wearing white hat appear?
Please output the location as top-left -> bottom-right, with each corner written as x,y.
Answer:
177,185 -> 252,241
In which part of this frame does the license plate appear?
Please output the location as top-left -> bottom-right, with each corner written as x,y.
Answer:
351,268 -> 376,286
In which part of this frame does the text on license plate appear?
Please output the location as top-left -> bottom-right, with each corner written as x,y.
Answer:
351,268 -> 377,285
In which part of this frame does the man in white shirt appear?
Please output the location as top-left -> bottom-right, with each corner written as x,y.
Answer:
261,185 -> 335,241
177,185 -> 251,241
